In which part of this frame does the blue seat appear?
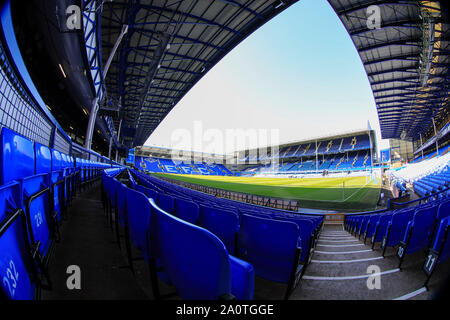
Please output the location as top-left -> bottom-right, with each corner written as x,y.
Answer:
0,127 -> 35,185
381,208 -> 415,256
397,205 -> 438,267
199,205 -> 239,255
136,184 -> 158,201
423,216 -> 450,287
371,213 -> 392,249
151,199 -> 254,300
237,214 -> 302,299
272,216 -> 313,263
174,198 -> 199,224
157,193 -> 175,214
363,215 -> 379,244
357,216 -> 369,239
34,143 -> 52,175
21,173 -> 53,261
126,187 -> 152,263
0,182 -> 39,299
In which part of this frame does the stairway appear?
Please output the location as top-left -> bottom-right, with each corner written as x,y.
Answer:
288,224 -> 440,300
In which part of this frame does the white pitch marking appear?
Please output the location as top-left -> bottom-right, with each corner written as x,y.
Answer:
317,243 -> 365,247
310,256 -> 384,264
303,268 -> 400,280
393,287 -> 427,300
314,249 -> 373,254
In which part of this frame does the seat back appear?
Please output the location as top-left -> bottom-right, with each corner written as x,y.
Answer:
0,127 -> 35,185
437,200 -> 450,221
432,216 -> 450,263
374,213 -> 392,242
273,217 -> 312,262
174,198 -> 199,224
151,199 -> 232,299
365,215 -> 380,238
0,182 -> 37,300
238,214 -> 300,284
157,193 -> 174,214
34,143 -> 51,175
136,184 -> 158,201
116,181 -> 127,228
387,208 -> 414,246
406,206 -> 438,253
21,173 -> 52,257
199,205 -> 239,255
51,149 -> 62,172
126,187 -> 152,262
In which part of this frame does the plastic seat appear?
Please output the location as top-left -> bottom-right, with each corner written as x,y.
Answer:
0,182 -> 41,300
397,205 -> 438,267
174,198 -> 199,224
151,199 -> 254,300
157,193 -> 175,214
136,184 -> 158,201
382,208 -> 415,256
237,214 -> 302,299
0,127 -> 35,185
371,213 -> 392,249
423,216 -> 450,287
363,215 -> 379,244
126,187 -> 152,263
21,173 -> 53,261
199,205 -> 239,255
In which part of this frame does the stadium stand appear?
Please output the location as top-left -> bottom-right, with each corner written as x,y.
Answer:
0,127 -> 114,299
344,187 -> 450,288
1,0 -> 450,302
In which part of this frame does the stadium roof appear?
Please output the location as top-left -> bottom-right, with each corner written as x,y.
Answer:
99,0 -> 450,149
101,0 -> 297,147
328,0 -> 450,141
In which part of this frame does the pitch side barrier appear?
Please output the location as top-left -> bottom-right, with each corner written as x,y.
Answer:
154,175 -> 299,212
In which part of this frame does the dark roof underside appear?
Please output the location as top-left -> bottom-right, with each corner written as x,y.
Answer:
328,0 -> 450,141
100,0 -> 450,148
101,0 -> 298,147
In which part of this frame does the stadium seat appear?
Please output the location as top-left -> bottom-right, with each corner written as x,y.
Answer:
0,127 -> 35,185
157,193 -> 175,215
397,205 -> 438,268
151,199 -> 254,300
381,208 -> 415,257
371,213 -> 392,249
174,198 -> 199,224
21,173 -> 54,262
237,214 -> 302,299
363,215 -> 380,244
126,187 -> 153,263
136,184 -> 158,201
423,216 -> 450,287
199,205 -> 239,255
0,181 -> 46,300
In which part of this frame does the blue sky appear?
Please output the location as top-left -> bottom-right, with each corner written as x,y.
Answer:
145,0 -> 390,155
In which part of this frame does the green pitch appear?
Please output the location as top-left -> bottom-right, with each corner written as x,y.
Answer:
152,173 -> 381,211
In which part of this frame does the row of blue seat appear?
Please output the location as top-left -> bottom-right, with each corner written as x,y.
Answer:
345,192 -> 450,287
0,127 -> 117,299
102,169 -> 255,300
109,169 -> 323,299
414,169 -> 450,198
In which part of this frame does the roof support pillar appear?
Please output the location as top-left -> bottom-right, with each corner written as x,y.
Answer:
432,117 -> 439,155
85,24 -> 128,151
